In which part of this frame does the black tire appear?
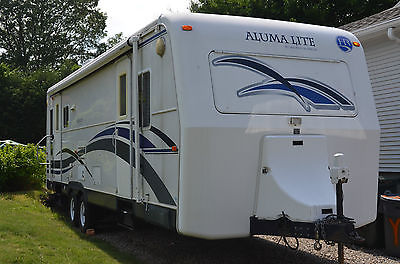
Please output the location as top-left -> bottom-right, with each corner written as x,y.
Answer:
69,195 -> 79,226
78,196 -> 93,233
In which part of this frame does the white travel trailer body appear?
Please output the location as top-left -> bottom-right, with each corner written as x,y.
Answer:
46,13 -> 379,240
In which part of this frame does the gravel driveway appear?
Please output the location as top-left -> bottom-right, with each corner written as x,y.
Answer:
95,223 -> 400,264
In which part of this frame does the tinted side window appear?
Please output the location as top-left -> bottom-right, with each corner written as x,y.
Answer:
138,71 -> 150,128
63,105 -> 69,128
119,74 -> 127,116
55,104 -> 59,131
50,109 -> 53,135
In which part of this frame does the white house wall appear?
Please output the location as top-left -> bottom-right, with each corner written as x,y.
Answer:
363,37 -> 400,173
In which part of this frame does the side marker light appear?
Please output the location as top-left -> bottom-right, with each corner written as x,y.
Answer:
172,146 -> 177,152
182,25 -> 192,31
353,41 -> 361,47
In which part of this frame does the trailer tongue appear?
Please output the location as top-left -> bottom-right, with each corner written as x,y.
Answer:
251,152 -> 363,263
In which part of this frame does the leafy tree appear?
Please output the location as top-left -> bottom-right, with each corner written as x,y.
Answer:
0,0 -> 107,71
0,63 -> 24,140
94,32 -> 125,57
0,61 -> 80,143
190,0 -> 398,27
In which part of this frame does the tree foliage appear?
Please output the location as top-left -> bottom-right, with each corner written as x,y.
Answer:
94,32 -> 125,57
0,0 -> 125,144
190,0 -> 398,27
0,61 -> 79,143
0,0 -> 107,71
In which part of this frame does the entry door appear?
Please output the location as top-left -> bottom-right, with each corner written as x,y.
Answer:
136,70 -> 151,202
47,106 -> 54,180
51,95 -> 62,182
115,61 -> 132,198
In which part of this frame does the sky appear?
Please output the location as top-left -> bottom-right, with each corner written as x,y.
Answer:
98,0 -> 192,38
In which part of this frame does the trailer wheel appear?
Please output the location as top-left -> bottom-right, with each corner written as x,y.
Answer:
78,197 -> 93,233
69,195 -> 79,226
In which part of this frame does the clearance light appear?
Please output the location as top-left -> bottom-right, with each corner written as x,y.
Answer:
172,146 -> 177,152
353,41 -> 361,47
182,25 -> 192,31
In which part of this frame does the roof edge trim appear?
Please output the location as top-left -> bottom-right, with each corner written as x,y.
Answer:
47,40 -> 132,96
47,16 -> 164,96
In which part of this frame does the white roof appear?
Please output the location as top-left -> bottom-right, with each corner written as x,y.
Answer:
48,13 -> 353,96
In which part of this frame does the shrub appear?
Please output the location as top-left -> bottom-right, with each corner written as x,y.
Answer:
0,144 -> 46,192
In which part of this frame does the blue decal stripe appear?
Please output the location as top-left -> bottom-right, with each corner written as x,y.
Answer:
217,57 -> 306,105
143,149 -> 177,153
213,55 -> 355,111
137,135 -> 156,149
85,138 -> 176,206
117,127 -> 130,141
51,166 -> 73,174
90,127 -> 115,141
104,122 -> 176,149
86,138 -> 130,164
240,84 -> 335,105
91,126 -> 156,149
52,148 -> 94,179
51,156 -> 75,169
106,120 -> 130,128
140,154 -> 176,205
150,126 -> 176,147
138,29 -> 167,49
286,78 -> 352,106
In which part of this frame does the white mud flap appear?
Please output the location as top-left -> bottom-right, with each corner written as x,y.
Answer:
255,135 -> 336,222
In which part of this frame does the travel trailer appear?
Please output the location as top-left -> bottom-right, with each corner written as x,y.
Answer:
45,13 -> 379,245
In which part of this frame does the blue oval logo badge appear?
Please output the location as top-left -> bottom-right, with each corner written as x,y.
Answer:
336,36 -> 352,53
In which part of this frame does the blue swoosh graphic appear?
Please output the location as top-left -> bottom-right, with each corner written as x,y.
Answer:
212,55 -> 355,111
239,84 -> 335,105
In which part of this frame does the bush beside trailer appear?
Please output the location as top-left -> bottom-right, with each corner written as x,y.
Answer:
45,13 -> 379,244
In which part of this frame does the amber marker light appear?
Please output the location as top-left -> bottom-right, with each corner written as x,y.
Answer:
353,41 -> 361,47
172,146 -> 177,152
182,25 -> 192,31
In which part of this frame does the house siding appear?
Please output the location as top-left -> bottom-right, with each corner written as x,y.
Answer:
364,38 -> 400,173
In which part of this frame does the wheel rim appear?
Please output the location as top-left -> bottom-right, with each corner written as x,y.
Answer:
80,201 -> 86,227
70,197 -> 75,221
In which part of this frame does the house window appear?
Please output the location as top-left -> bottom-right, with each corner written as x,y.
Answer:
63,105 -> 69,128
138,71 -> 150,128
119,73 -> 127,117
55,104 -> 59,131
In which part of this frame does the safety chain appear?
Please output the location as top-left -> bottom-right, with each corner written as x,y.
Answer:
278,212 -> 300,251
314,220 -> 322,250
314,215 -> 340,250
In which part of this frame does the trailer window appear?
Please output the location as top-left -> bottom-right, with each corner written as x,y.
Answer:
138,71 -> 150,128
49,109 -> 53,135
63,105 -> 69,128
119,73 -> 127,117
209,52 -> 357,117
55,104 -> 59,131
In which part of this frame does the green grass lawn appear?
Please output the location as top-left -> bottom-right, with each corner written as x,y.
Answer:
0,191 -> 139,264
